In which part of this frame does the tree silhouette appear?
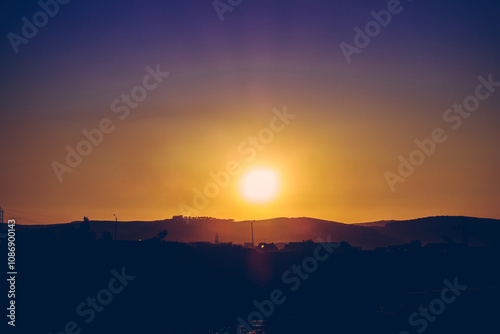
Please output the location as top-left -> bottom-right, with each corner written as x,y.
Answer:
156,230 -> 168,241
60,217 -> 96,242
79,216 -> 96,241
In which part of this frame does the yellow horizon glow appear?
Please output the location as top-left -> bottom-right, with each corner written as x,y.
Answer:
3,69 -> 500,226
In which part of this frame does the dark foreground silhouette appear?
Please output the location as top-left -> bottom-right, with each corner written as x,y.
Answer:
6,220 -> 500,334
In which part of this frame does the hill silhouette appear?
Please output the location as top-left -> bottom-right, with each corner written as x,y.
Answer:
15,215 -> 500,249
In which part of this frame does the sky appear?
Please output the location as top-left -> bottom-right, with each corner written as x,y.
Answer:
1,0 -> 500,225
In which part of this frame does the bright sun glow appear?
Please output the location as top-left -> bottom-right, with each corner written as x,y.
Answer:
239,168 -> 280,204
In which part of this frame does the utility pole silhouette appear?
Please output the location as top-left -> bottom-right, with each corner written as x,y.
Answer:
251,220 -> 255,249
113,214 -> 118,241
0,207 -> 3,233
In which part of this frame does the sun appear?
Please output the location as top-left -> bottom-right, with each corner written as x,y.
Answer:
239,168 -> 280,204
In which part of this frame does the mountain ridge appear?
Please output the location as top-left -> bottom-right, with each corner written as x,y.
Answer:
13,215 -> 500,249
